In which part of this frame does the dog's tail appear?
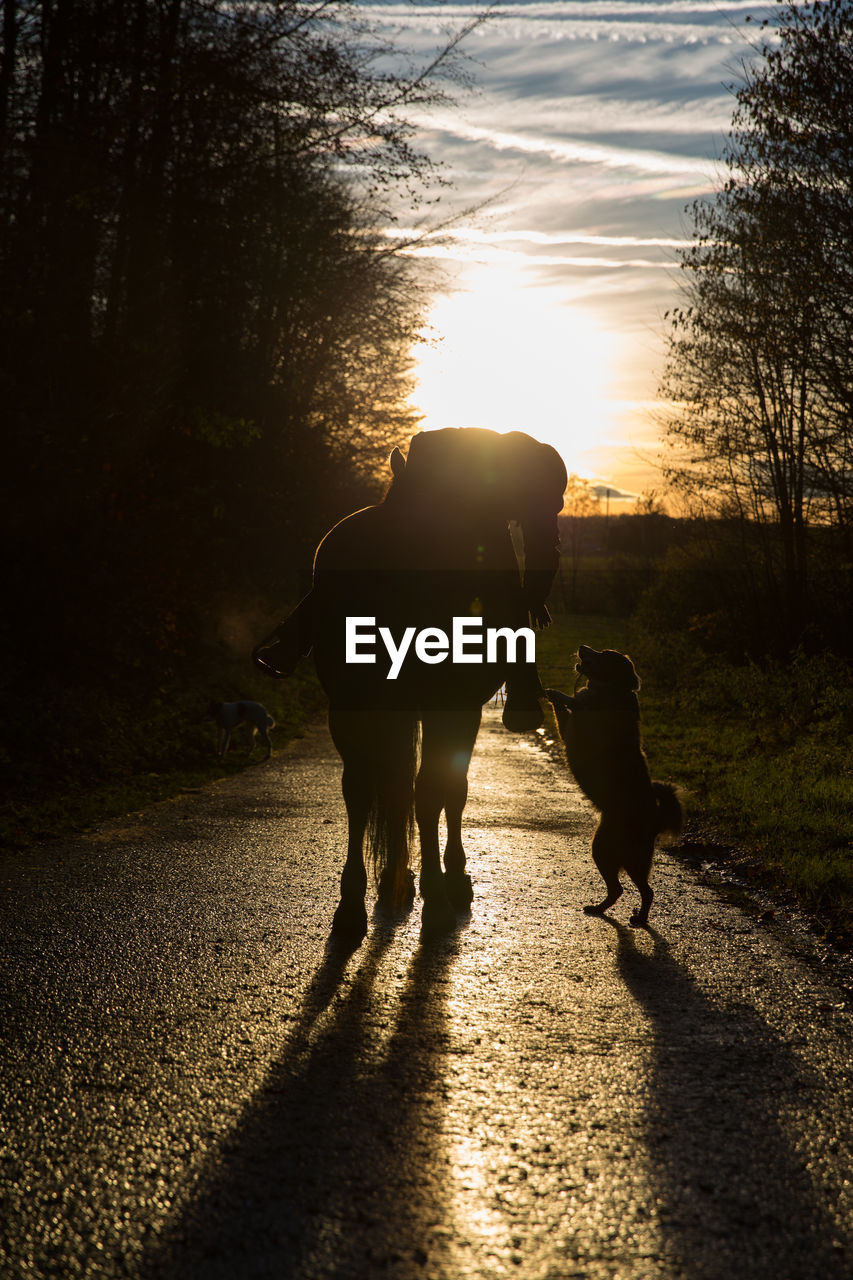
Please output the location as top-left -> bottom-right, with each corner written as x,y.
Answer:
652,781 -> 683,841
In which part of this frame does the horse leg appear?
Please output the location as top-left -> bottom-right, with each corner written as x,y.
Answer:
417,708 -> 480,935
416,750 -> 456,939
440,708 -> 480,910
328,709 -> 370,944
331,762 -> 371,943
375,715 -> 418,915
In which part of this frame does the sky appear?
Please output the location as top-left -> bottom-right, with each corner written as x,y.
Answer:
367,0 -> 772,506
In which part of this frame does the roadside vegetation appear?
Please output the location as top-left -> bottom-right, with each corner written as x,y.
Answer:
0,642 -> 326,849
536,523 -> 853,949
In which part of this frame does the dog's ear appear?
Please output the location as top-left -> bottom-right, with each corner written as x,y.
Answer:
600,650 -> 640,691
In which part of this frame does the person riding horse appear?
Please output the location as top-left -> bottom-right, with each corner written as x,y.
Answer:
256,427 -> 566,728
254,427 -> 567,940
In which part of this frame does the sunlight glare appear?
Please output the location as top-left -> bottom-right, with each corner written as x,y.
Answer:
410,264 -> 621,477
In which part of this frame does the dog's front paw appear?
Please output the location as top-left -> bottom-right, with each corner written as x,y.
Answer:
545,688 -> 571,707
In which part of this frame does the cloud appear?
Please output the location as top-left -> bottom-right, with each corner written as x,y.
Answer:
589,482 -> 640,501
367,0 -> 757,494
485,93 -> 734,136
368,1 -> 762,34
402,243 -> 670,269
387,226 -> 692,247
417,112 -> 713,176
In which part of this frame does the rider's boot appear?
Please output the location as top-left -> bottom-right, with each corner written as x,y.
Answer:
253,593 -> 314,677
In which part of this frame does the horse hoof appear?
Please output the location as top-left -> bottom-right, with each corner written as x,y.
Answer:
445,872 -> 474,910
331,898 -> 368,944
377,867 -> 416,915
420,896 -> 457,940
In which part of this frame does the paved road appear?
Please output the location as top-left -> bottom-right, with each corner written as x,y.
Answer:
1,708 -> 852,1279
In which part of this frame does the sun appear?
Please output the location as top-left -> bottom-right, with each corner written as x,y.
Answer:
409,263 -> 621,477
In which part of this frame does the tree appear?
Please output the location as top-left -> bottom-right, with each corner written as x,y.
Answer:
0,0 -> 476,668
658,0 -> 853,651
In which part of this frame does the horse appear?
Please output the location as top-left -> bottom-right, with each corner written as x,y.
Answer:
254,427 -> 567,942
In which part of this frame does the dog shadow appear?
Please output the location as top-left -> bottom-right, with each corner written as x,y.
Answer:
600,916 -> 843,1277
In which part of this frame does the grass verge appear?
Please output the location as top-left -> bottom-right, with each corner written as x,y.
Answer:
0,653 -> 326,849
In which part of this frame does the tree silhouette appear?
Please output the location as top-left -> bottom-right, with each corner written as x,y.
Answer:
658,0 -> 853,650
0,0 -> 474,670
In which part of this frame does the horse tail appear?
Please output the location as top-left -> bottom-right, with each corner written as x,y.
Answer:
652,781 -> 683,842
367,714 -> 420,909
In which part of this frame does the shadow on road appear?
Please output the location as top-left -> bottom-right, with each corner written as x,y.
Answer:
611,920 -> 845,1278
142,922 -> 462,1279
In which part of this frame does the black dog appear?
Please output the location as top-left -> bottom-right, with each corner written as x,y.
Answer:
546,645 -> 682,925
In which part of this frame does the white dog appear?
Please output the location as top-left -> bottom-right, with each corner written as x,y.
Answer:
209,701 -> 275,760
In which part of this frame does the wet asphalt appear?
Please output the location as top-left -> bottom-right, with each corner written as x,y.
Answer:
1,707 -> 852,1280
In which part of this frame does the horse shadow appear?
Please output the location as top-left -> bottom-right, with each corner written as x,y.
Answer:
142,923 -> 463,1279
605,919 -> 847,1278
